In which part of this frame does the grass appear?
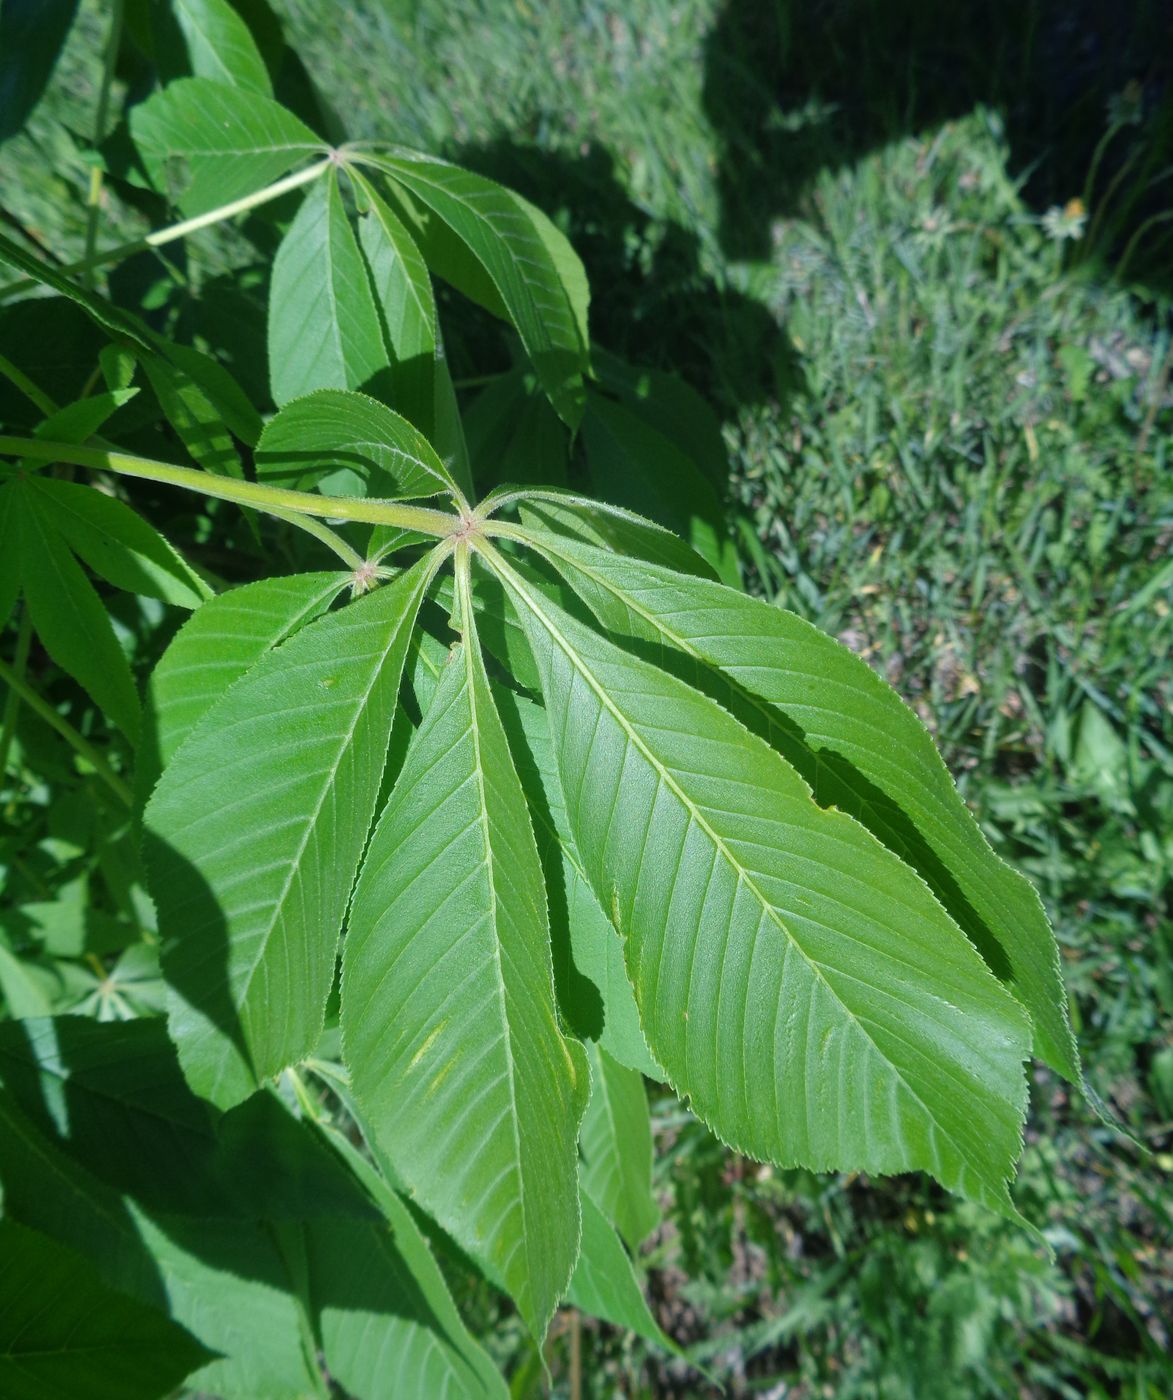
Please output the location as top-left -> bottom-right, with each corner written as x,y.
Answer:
279,1 -> 1172,1394
2,0 -> 1170,1394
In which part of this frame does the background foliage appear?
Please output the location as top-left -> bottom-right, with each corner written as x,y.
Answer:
1,0 -> 1170,1396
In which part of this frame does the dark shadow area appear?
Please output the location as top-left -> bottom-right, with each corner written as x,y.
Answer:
448,138 -> 804,416
703,0 -> 1173,294
0,1015 -> 479,1386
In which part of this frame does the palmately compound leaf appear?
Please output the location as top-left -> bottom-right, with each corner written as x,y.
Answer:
28,475 -> 211,610
268,172 -> 390,407
130,76 -> 323,216
523,530 -> 1080,1086
343,564 -> 588,1343
580,1041 -> 660,1251
493,554 -> 1032,1217
0,1218 -> 211,1400
369,151 -> 589,429
256,388 -> 457,500
145,558 -> 434,1109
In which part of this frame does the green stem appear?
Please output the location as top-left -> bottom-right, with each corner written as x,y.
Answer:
266,505 -> 366,570
0,354 -> 57,416
0,608 -> 33,784
0,160 -> 332,300
0,655 -> 133,807
83,0 -> 125,288
0,437 -> 461,538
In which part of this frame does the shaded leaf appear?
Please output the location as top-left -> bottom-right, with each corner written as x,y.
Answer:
139,351 -> 243,477
580,1041 -> 659,1250
29,476 -> 210,609
0,0 -> 79,142
32,389 -> 138,446
0,1218 -> 210,1400
372,152 -> 588,428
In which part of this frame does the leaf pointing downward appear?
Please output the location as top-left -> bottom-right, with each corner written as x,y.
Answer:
146,559 -> 433,1109
343,563 -> 587,1343
494,556 -> 1031,1217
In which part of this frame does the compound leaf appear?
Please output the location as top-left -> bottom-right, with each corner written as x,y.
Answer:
498,562 -> 1032,1217
29,475 -> 210,609
145,559 -> 433,1109
343,575 -> 588,1343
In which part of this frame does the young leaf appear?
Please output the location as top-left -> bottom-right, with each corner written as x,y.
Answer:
353,171 -> 437,438
582,393 -> 739,586
579,1042 -> 660,1251
566,1192 -> 677,1358
343,566 -> 588,1343
495,558 -> 1032,1217
145,557 -> 435,1108
15,480 -> 141,742
371,152 -> 589,428
0,1218 -> 210,1400
268,172 -> 391,406
524,532 -> 1080,1086
256,389 -> 456,500
172,0 -> 272,95
29,476 -> 211,609
130,76 -> 323,216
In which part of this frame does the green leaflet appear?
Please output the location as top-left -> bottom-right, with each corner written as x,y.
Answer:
145,558 -> 433,1108
0,1018 -> 505,1400
139,350 -> 244,477
566,1191 -> 677,1359
130,76 -> 323,216
580,1041 -> 660,1251
0,484 -> 21,624
256,388 -> 456,500
516,491 -> 717,579
144,570 -> 348,773
465,368 -> 569,487
28,475 -> 210,609
268,172 -> 390,406
496,685 -> 663,1078
370,152 -> 589,429
495,555 -> 1032,1217
172,0 -> 272,95
14,479 -> 141,742
0,1218 -> 211,1400
342,568 -> 588,1343
353,171 -> 438,439
32,388 -> 138,445
522,530 -> 1080,1086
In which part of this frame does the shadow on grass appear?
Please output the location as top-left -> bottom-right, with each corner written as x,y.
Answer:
702,0 -> 1173,294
